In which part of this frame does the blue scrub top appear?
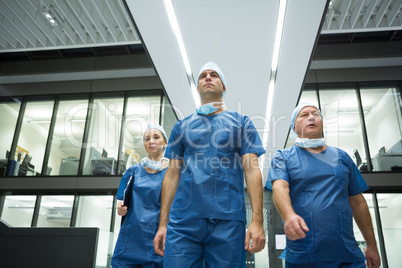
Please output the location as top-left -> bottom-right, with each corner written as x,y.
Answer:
112,163 -> 167,266
165,110 -> 266,221
266,145 -> 368,263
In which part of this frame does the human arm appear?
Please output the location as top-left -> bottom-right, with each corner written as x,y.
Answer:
153,159 -> 182,256
272,179 -> 309,240
116,201 -> 127,216
349,194 -> 381,268
242,153 -> 266,253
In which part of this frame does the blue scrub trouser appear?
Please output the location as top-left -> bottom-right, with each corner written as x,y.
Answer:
285,261 -> 366,268
164,218 -> 246,268
112,263 -> 162,268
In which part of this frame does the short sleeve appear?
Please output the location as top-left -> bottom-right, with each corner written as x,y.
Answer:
265,150 -> 290,191
240,116 -> 266,157
116,165 -> 137,200
345,153 -> 369,196
165,120 -> 184,160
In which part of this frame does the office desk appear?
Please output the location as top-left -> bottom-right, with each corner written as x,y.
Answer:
372,153 -> 402,171
91,158 -> 116,175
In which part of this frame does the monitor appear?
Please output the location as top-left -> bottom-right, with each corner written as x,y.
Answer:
353,149 -> 362,167
22,154 -> 32,167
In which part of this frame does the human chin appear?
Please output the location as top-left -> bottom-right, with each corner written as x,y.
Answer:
302,131 -> 321,139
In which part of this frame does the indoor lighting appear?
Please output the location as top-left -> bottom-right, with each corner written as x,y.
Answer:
28,120 -> 51,124
163,0 -> 200,107
70,119 -> 86,123
42,12 -> 58,26
263,0 -> 288,147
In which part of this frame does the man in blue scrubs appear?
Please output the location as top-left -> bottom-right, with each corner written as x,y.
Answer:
266,102 -> 381,268
153,62 -> 266,267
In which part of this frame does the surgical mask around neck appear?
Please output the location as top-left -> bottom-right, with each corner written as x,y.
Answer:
295,137 -> 325,148
196,102 -> 225,115
142,157 -> 168,171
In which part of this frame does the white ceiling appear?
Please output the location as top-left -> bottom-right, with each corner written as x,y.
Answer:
1,0 -> 401,174
125,0 -> 328,164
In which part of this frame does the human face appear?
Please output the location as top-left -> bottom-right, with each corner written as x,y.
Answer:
143,129 -> 167,158
197,70 -> 226,97
293,106 -> 323,139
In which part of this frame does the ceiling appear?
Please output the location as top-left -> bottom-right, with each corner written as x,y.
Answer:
0,0 -> 140,52
0,0 -> 402,175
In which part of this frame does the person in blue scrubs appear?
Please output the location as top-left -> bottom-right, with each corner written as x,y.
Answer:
111,123 -> 169,268
153,62 -> 266,267
266,102 -> 381,268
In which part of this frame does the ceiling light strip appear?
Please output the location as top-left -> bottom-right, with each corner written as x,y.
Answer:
263,0 -> 288,148
163,0 -> 200,107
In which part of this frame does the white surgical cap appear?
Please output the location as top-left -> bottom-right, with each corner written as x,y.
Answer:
144,123 -> 168,141
196,61 -> 227,97
290,102 -> 323,138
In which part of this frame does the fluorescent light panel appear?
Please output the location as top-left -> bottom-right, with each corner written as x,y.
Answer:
263,0 -> 288,147
28,120 -> 51,124
163,0 -> 200,107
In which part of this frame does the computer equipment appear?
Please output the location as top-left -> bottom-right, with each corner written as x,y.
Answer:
101,149 -> 108,158
354,149 -> 368,172
353,149 -> 362,167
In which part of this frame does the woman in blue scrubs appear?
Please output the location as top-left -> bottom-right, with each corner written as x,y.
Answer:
111,124 -> 169,268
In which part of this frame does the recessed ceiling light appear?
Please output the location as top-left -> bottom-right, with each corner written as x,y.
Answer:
163,0 -> 200,107
263,0 -> 288,148
42,12 -> 58,26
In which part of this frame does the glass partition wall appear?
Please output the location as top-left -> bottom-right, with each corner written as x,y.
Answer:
0,98 -> 21,176
0,90 -> 171,177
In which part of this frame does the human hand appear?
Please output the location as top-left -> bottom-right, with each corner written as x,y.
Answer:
153,226 -> 167,256
365,245 -> 381,268
244,221 -> 266,253
117,201 -> 127,216
284,214 -> 309,240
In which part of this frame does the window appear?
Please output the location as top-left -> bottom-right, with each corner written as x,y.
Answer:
377,193 -> 402,267
12,99 -> 55,176
48,97 -> 89,176
0,98 -> 21,176
319,88 -> 366,166
0,91 -> 175,177
36,195 -> 74,227
120,94 -> 162,174
1,195 -> 36,227
360,87 -> 402,171
74,195 -> 114,268
82,94 -> 125,176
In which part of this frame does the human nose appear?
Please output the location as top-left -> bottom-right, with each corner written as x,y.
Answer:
307,114 -> 315,120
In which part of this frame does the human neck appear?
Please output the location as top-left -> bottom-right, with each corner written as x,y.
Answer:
301,145 -> 327,154
147,153 -> 164,161
200,96 -> 223,105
